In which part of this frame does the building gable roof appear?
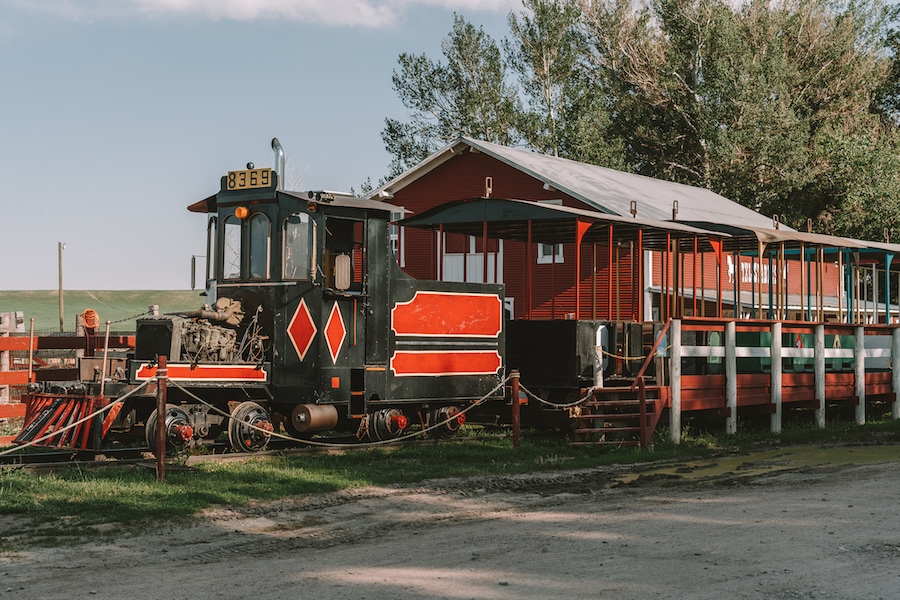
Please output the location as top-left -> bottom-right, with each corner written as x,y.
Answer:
370,137 -> 779,230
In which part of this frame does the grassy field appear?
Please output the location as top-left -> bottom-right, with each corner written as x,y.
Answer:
0,290 -> 204,332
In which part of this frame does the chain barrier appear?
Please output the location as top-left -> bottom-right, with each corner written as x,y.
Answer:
1,375 -> 511,460
108,310 -> 155,325
517,382 -> 597,409
169,374 -> 512,450
0,379 -> 152,458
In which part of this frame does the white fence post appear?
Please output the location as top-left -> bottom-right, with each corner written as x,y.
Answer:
670,319 -> 682,444
855,326 -> 866,425
815,324 -> 826,428
770,321 -> 782,433
725,321 -> 737,434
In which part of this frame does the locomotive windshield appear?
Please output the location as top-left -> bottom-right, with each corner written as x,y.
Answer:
223,216 -> 241,280
248,213 -> 270,279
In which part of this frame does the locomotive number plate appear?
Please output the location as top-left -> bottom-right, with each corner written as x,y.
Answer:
226,168 -> 273,190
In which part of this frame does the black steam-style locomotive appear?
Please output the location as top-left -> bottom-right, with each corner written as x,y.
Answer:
18,140 -> 511,454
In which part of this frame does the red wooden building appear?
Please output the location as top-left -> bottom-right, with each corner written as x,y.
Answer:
370,137 -> 873,322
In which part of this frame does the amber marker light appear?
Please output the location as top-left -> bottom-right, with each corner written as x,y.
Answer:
235,206 -> 250,220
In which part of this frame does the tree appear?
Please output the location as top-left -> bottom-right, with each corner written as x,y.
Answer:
875,4 -> 900,121
579,0 -> 900,236
504,0 -> 624,167
381,14 -> 519,178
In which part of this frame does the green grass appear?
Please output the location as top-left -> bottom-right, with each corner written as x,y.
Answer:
1,419 -> 899,548
0,433 -> 669,546
0,290 -> 203,332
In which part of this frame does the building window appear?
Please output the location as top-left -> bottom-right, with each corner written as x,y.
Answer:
537,242 -> 564,264
536,200 -> 564,264
390,209 -> 405,267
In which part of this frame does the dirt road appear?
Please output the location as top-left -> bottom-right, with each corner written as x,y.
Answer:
2,446 -> 900,599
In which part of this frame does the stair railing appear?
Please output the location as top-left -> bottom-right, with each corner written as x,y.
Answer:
629,319 -> 672,447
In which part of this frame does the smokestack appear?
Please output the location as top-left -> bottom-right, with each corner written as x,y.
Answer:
271,137 -> 285,190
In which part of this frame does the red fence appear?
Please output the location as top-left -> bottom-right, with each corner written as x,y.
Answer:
0,333 -> 135,445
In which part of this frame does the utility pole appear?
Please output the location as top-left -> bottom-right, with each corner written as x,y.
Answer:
58,242 -> 66,332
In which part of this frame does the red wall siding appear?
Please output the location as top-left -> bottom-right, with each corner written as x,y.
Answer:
392,152 -> 641,320
651,251 -> 843,310
391,149 -> 855,322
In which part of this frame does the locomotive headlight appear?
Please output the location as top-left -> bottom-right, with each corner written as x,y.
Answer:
235,206 -> 250,220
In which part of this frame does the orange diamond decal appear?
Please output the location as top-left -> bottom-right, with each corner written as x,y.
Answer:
287,298 -> 317,361
324,302 -> 346,364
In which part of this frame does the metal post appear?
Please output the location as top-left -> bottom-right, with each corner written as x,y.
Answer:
800,243 -> 805,320
758,242 -> 764,320
610,226 -> 616,320
887,252 -> 895,324
482,222 -> 488,284
669,319 -> 682,444
771,321 -> 782,433
527,220 -> 533,319
551,239 -> 556,319
462,235 -> 468,283
855,326 -> 865,425
156,355 -> 168,483
892,328 -> 900,420
58,242 -> 66,332
510,370 -> 521,449
692,236 -> 698,316
27,317 -> 34,384
438,225 -> 443,281
100,321 -> 111,398
0,313 -> 8,404
725,321 -> 737,434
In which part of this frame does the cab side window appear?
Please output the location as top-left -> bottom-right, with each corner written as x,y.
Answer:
325,217 -> 365,292
284,212 -> 313,280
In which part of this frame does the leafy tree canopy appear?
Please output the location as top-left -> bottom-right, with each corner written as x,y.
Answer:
383,0 -> 900,240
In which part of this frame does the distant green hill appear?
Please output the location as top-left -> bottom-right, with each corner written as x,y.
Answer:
0,290 -> 205,333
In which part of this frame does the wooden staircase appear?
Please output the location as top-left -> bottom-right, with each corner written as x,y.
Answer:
572,382 -> 669,447
573,320 -> 672,447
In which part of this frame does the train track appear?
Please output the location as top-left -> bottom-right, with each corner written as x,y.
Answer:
0,433 -> 490,470
0,446 -> 153,469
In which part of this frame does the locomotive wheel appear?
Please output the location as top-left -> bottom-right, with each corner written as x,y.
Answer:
366,408 -> 408,442
145,404 -> 194,457
428,405 -> 464,440
228,401 -> 273,453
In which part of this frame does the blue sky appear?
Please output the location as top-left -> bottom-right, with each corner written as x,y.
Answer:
0,0 -> 518,290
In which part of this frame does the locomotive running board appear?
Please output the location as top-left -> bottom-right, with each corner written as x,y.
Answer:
132,362 -> 270,385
